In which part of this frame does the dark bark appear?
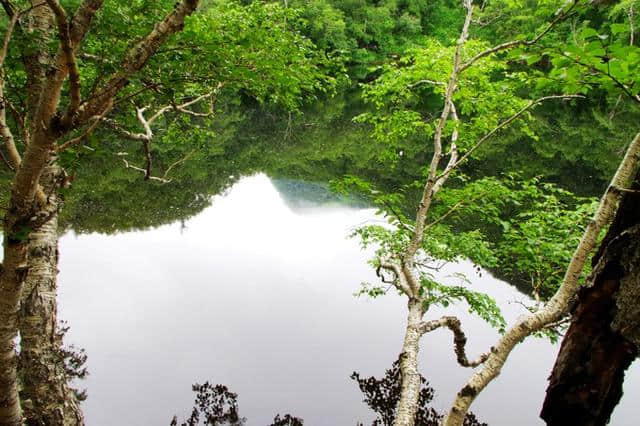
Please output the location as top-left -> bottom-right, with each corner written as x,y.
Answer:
541,170 -> 640,426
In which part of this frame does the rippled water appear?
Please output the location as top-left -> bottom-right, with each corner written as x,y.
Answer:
58,174 -> 639,425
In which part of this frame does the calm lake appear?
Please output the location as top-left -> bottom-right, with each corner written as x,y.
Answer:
57,173 -> 640,425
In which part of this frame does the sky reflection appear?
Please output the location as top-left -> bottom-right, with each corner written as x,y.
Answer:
57,174 -> 639,425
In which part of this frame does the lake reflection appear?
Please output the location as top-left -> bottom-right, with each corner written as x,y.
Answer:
58,174 -> 638,425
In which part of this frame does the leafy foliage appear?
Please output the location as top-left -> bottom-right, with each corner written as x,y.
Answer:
356,38 -> 529,164
496,181 -> 597,301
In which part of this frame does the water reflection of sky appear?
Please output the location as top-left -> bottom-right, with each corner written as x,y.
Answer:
58,174 -> 639,425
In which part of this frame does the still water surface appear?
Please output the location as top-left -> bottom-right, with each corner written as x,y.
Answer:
58,174 -> 639,425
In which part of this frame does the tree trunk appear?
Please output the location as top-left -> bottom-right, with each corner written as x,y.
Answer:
0,230 -> 29,426
393,298 -> 426,426
17,164 -> 84,426
541,171 -> 640,426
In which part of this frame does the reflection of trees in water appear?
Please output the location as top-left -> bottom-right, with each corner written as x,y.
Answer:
171,357 -> 486,426
351,357 -> 486,426
169,382 -> 302,426
170,383 -> 246,426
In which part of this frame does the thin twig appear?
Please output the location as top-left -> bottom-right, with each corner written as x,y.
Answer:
161,149 -> 195,180
435,95 -> 583,182
55,100 -> 113,151
121,157 -> 171,183
459,0 -> 581,73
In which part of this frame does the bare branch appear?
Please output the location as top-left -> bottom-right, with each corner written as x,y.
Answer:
0,4 -> 18,67
5,99 -> 27,143
459,0 -> 581,73
54,99 -> 112,151
379,256 -> 414,297
147,87 -> 220,125
0,146 -> 13,170
100,117 -> 147,141
424,194 -> 483,232
379,198 -> 412,233
141,136 -> 151,180
0,0 -> 15,19
120,156 -> 171,183
136,106 -> 153,139
610,185 -> 640,195
161,149 -> 195,180
628,5 -> 635,46
79,52 -> 111,64
407,79 -> 446,88
420,316 -> 489,367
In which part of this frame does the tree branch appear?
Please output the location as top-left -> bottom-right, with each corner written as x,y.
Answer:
45,0 -> 81,126
404,0 -> 473,262
0,9 -> 21,169
379,256 -> 414,297
120,155 -> 171,183
5,99 -> 27,144
420,316 -> 489,368
161,149 -> 195,180
75,0 -> 201,126
442,131 -> 640,426
424,194 -> 483,232
555,51 -> 640,104
432,100 -> 459,195
99,117 -> 146,141
0,3 -> 18,67
147,87 -> 220,125
0,146 -> 12,170
54,99 -> 112,151
435,95 -> 584,182
458,0 -> 581,73
407,79 -> 446,88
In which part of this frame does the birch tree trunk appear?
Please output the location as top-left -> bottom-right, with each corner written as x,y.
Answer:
540,170 -> 640,426
441,132 -> 640,426
0,2 -> 201,423
0,222 -> 30,426
17,163 -> 84,426
393,299 -> 426,426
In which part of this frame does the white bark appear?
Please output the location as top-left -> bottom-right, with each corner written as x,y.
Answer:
393,299 -> 426,426
19,164 -> 84,426
441,132 -> 640,426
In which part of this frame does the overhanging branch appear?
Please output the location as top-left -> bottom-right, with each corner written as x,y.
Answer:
435,94 -> 584,183
459,0 -> 581,73
420,316 -> 489,368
